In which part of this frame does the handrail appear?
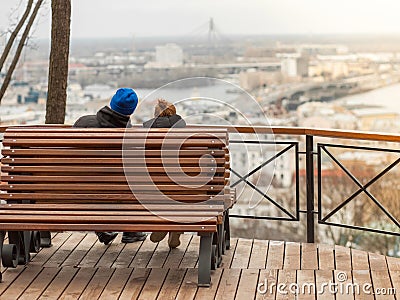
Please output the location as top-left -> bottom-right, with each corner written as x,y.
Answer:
2,124 -> 400,142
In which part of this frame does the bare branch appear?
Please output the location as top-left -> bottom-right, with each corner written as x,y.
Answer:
0,0 -> 33,72
0,0 -> 44,103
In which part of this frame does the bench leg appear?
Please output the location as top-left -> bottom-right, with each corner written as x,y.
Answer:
215,225 -> 223,267
198,232 -> 212,287
40,231 -> 52,248
8,231 -> 30,265
0,231 -> 5,282
224,210 -> 231,250
21,231 -> 31,264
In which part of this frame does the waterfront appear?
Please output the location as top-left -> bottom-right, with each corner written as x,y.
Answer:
337,83 -> 400,114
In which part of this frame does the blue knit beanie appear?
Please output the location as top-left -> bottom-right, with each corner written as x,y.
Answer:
110,88 -> 138,115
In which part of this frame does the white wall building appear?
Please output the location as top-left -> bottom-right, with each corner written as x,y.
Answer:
280,55 -> 309,78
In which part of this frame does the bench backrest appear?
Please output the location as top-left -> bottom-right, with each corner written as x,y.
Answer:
1,128 -> 230,207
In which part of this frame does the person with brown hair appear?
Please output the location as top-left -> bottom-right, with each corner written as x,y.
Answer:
143,99 -> 186,248
143,98 -> 186,128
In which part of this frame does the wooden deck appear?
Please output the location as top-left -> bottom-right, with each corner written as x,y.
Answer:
0,233 -> 399,299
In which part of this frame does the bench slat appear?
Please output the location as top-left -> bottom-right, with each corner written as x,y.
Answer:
5,128 -> 228,133
1,149 -> 226,157
1,175 -> 225,184
0,193 -> 226,201
2,184 -> 224,192
0,215 -> 218,223
2,166 -> 225,173
2,157 -> 226,165
0,223 -> 217,232
3,138 -> 226,147
5,132 -> 228,139
0,203 -> 225,211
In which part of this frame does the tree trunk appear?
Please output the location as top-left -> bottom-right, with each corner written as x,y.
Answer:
0,0 -> 33,73
0,0 -> 43,103
45,0 -> 71,124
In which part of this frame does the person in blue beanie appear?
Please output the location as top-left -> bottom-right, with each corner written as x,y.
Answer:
73,88 -> 147,245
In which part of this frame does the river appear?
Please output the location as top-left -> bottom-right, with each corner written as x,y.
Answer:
336,83 -> 400,113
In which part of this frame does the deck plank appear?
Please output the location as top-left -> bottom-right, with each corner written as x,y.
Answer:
214,269 -> 241,300
334,245 -> 352,271
111,239 -> 143,268
276,269 -> 296,300
318,244 -> 335,270
163,234 -> 192,268
194,268 -> 223,300
301,243 -> 318,270
39,267 -> 79,300
296,270 -> 316,300
147,237 -> 171,268
130,238 -> 158,268
352,270 -> 374,300
98,268 -> 133,300
61,233 -> 98,267
77,241 -> 111,268
137,268 -> 169,300
58,268 -> 97,300
118,268 -> 151,300
315,270 -> 334,300
388,270 -> 400,298
96,242 -> 125,268
386,255 -> 400,271
370,270 -> 396,300
18,267 -> 60,300
220,238 -> 239,269
0,267 -> 31,295
0,266 -> 43,299
175,269 -> 197,300
235,269 -> 259,300
156,269 -> 187,300
29,232 -> 71,267
266,241 -> 285,269
44,232 -> 86,268
256,269 -> 278,300
248,239 -> 269,269
179,235 -> 200,269
333,270 -> 353,300
368,253 -> 388,271
231,239 -> 253,269
351,248 -> 369,270
283,242 -> 301,270
79,268 -> 115,299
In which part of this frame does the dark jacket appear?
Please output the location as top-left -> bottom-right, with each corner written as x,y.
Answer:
142,114 -> 186,128
73,106 -> 131,128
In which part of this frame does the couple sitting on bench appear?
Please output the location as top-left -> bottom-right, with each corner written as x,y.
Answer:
73,88 -> 186,248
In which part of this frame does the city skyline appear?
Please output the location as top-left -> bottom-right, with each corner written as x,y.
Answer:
2,0 -> 400,39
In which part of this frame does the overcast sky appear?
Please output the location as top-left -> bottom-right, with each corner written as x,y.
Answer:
1,0 -> 400,39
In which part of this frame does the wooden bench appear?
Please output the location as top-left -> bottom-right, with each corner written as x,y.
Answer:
0,127 -> 234,286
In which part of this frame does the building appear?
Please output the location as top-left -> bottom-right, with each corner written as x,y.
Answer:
351,108 -> 400,132
280,55 -> 309,78
239,69 -> 280,90
155,43 -> 183,67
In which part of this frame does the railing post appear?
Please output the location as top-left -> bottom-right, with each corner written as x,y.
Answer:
306,135 -> 315,243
